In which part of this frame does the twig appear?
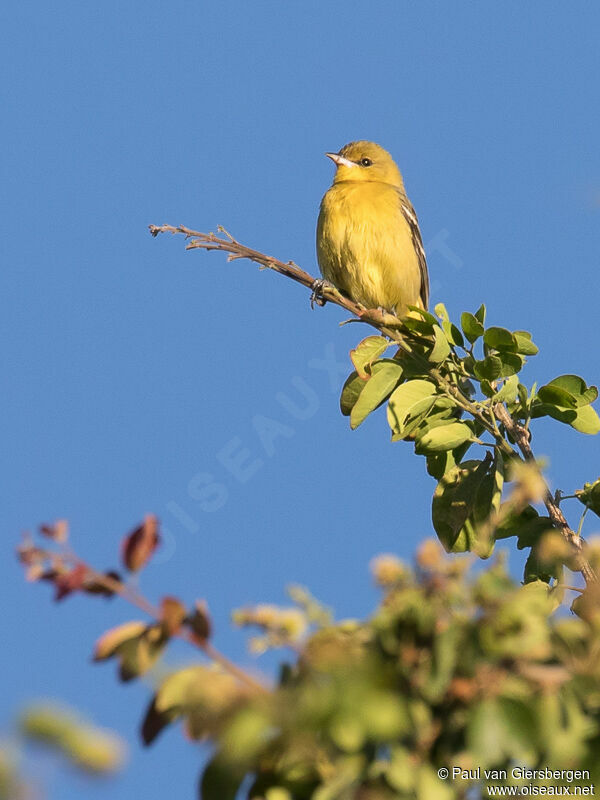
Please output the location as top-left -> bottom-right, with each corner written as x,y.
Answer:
64,551 -> 268,693
149,225 -> 405,337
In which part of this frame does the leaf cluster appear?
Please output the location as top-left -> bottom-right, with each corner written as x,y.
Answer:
340,304 -> 599,581
142,545 -> 600,799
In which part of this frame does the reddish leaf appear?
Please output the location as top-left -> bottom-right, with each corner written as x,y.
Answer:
54,563 -> 88,601
160,596 -> 187,636
188,600 -> 212,643
17,540 -> 45,567
39,519 -> 69,543
121,515 -> 160,572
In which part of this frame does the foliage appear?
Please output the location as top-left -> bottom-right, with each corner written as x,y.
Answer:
0,703 -> 126,799
17,273 -> 600,799
340,303 -> 599,581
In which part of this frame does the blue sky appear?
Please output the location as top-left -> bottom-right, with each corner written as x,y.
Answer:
2,2 -> 600,797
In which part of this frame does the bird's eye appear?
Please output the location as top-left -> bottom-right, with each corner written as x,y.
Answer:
360,158 -> 373,167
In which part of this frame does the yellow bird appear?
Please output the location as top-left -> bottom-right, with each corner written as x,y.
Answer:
316,141 -> 429,317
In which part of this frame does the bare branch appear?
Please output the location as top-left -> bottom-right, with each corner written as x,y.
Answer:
149,224 -> 403,334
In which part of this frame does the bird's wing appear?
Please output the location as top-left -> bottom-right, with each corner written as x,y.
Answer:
399,196 -> 429,310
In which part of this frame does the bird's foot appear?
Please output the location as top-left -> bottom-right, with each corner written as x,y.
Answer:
310,279 -> 334,308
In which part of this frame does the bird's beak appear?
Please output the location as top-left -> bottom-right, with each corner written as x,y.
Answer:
325,152 -> 356,168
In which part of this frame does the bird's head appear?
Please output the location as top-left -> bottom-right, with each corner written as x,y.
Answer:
325,141 -> 404,188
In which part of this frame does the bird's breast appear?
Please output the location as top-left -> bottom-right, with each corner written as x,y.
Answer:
317,181 -> 421,315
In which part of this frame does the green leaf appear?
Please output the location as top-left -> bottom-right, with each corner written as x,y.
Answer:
479,380 -> 495,398
156,666 -> 239,716
434,301 -> 463,346
416,422 -> 473,453
524,548 -> 555,584
494,506 -> 553,548
350,336 -> 391,379
426,440 -> 473,480
93,621 -> 147,661
312,755 -> 364,800
546,374 -> 598,406
513,330 -> 539,356
496,352 -> 525,377
392,397 -> 456,442
428,325 -> 451,363
416,765 -> 455,800
570,405 -> 600,434
523,545 -> 562,583
407,305 -> 438,326
468,698 -> 537,769
531,402 -> 600,434
339,371 -> 364,416
116,625 -> 167,682
474,303 -> 486,324
431,457 -> 502,557
350,361 -> 403,429
493,374 -> 519,404
483,326 -> 518,352
461,312 -> 484,344
400,316 -> 436,336
517,383 -> 529,408
467,700 -> 507,767
473,356 -> 503,381
387,380 -> 438,437
537,384 -> 578,409
445,321 -> 464,347
199,754 -> 245,800
434,302 -> 450,322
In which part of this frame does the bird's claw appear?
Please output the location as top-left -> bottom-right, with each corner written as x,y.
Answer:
310,279 -> 332,308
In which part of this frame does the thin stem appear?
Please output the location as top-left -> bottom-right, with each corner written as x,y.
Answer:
577,505 -> 590,538
64,551 -> 268,693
